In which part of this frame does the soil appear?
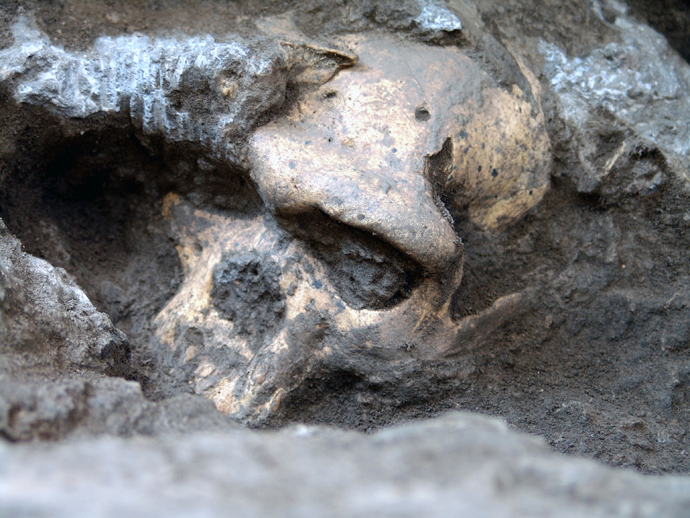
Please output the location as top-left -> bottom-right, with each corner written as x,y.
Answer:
1,0 -> 690,477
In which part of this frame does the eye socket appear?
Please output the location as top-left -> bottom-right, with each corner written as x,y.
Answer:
277,208 -> 423,311
415,105 -> 431,122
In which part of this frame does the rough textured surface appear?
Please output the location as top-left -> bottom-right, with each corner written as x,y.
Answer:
1,412 -> 689,518
0,1 -> 689,508
0,377 -> 239,442
0,220 -> 129,377
0,15 -> 356,167
541,4 -> 690,193
0,218 -> 239,442
211,251 -> 285,338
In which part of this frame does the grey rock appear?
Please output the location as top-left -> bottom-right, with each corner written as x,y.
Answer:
297,0 -> 466,42
415,0 -> 463,33
0,16 -> 289,166
540,0 -> 690,193
0,219 -> 129,377
0,412 -> 688,518
367,0 -> 464,37
0,16 -> 353,167
0,377 -> 239,442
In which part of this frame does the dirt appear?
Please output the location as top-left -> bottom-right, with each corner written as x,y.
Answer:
1,0 -> 690,477
282,209 -> 424,310
211,251 -> 286,340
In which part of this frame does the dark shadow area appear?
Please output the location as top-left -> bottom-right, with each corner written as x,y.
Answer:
626,0 -> 690,63
0,102 -> 264,400
278,208 -> 424,310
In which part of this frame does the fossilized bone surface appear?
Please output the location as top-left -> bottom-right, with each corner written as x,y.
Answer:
0,13 -> 550,422
3,0 -> 690,479
157,34 -> 548,421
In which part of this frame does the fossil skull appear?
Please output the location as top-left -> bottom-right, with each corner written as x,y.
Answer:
154,34 -> 551,423
0,16 -> 550,423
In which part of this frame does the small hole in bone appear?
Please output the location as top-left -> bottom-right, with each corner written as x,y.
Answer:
415,105 -> 431,122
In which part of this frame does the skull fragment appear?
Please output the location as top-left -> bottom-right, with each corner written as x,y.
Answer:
155,35 -> 550,422
0,18 -> 550,423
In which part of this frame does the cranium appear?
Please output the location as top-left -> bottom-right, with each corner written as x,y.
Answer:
154,34 -> 550,422
0,16 -> 550,424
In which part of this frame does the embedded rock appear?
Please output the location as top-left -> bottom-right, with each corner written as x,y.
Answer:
0,377 -> 238,442
0,15 -> 356,167
0,412 -> 688,518
541,1 -> 690,195
0,220 -> 129,377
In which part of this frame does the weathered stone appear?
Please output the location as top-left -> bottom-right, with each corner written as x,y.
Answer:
0,377 -> 238,442
541,0 -> 690,195
0,219 -> 129,377
0,412 -> 688,517
0,15 -> 356,167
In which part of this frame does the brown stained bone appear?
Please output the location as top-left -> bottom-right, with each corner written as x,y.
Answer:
150,34 -> 551,423
251,34 -> 551,246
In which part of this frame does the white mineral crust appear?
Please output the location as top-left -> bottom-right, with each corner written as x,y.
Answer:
540,6 -> 690,160
0,16 -> 289,163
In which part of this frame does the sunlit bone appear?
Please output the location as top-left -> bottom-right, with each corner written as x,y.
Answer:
155,35 -> 550,423
0,17 -> 551,423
